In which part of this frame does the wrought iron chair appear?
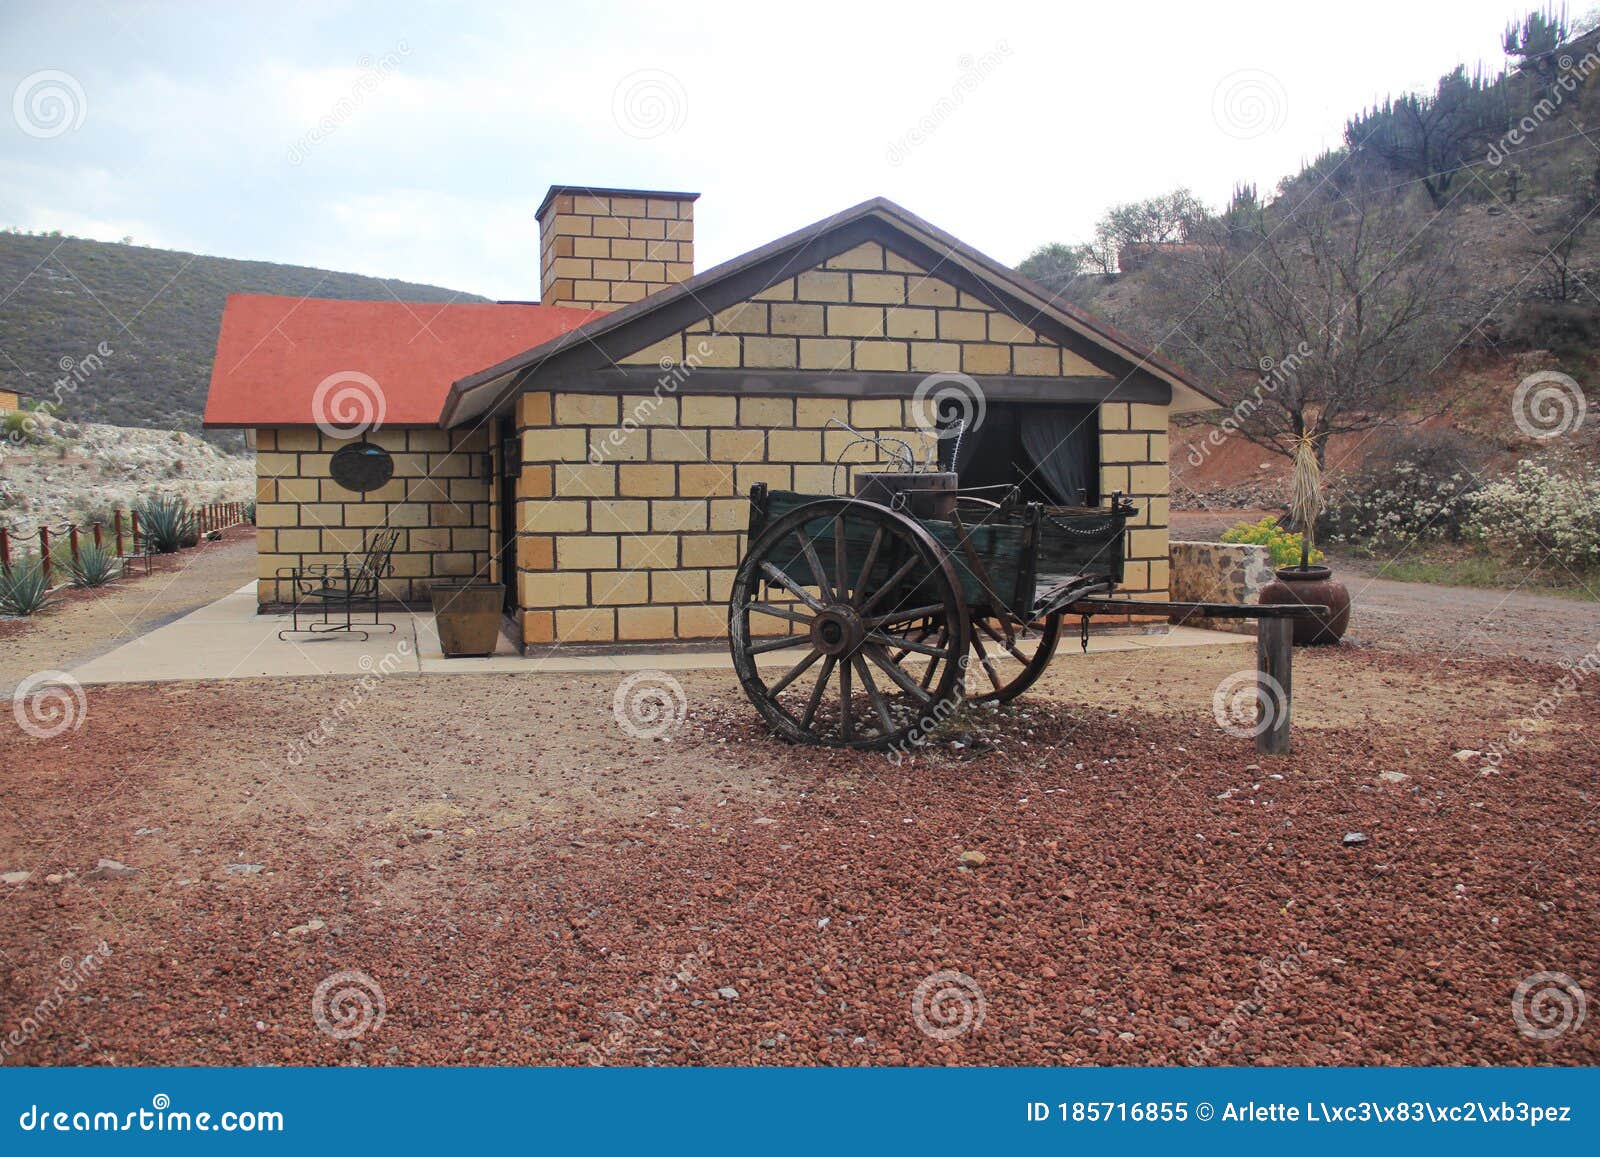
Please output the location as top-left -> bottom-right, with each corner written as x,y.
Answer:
276,528 -> 400,641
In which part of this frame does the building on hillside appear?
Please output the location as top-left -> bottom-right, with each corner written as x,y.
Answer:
0,384 -> 29,413
203,184 -> 1218,646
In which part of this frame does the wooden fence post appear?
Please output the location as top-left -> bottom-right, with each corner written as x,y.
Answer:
114,511 -> 124,557
130,511 -> 141,555
38,526 -> 50,582
93,522 -> 103,549
0,527 -> 9,572
69,525 -> 80,570
1256,617 -> 1293,756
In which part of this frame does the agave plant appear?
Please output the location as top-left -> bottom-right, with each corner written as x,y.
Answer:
69,541 -> 124,587
135,495 -> 196,554
1288,433 -> 1323,570
0,555 -> 54,616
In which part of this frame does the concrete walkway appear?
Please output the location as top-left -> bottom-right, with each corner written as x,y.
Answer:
66,582 -> 1250,685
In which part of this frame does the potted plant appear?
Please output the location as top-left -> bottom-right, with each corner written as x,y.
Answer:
1258,434 -> 1350,644
429,581 -> 506,657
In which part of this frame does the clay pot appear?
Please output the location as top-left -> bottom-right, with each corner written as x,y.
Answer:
431,582 -> 506,657
1258,564 -> 1350,645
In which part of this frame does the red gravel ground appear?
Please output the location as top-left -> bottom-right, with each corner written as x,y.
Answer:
0,644 -> 1596,1066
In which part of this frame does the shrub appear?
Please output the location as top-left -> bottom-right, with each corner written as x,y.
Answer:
134,495 -> 195,553
2,410 -> 42,444
1322,461 -> 1475,551
0,555 -> 54,615
68,541 -> 123,587
1221,516 -> 1323,568
1505,299 -> 1600,359
1464,460 -> 1600,570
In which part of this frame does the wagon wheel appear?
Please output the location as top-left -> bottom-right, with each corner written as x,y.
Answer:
945,494 -> 1062,704
728,498 -> 970,751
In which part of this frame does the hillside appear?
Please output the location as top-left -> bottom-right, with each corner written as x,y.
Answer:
0,232 -> 486,450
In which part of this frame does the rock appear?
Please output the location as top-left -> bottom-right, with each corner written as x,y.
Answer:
1453,749 -> 1481,763
134,827 -> 164,837
85,858 -> 137,880
1117,1031 -> 1137,1042
716,986 -> 739,1000
286,919 -> 326,936
958,850 -> 987,868
225,863 -> 264,875
1342,833 -> 1369,847
1376,771 -> 1410,784
752,817 -> 777,826
1172,1015 -> 1195,1030
44,873 -> 71,885
2,870 -> 30,886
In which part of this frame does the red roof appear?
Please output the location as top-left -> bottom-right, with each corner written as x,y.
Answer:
203,294 -> 602,427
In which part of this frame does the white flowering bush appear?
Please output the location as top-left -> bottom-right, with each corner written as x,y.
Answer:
1463,460 -> 1600,570
1322,460 -> 1475,552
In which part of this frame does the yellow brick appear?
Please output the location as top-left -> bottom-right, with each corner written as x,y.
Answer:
707,567 -> 736,602
680,534 -> 739,567
591,569 -> 650,605
736,464 -> 792,492
905,279 -> 958,308
650,428 -> 708,461
1121,561 -> 1150,591
300,503 -> 344,527
617,605 -> 676,640
799,338 -> 853,370
520,571 -> 588,608
795,397 -> 850,427
617,394 -> 678,426
522,427 -> 588,462
521,611 -> 555,645
652,569 -> 708,603
939,311 -> 988,341
739,397 -> 794,427
709,498 -> 749,530
1147,433 -> 1169,463
517,534 -> 554,570
710,428 -> 765,461
1013,345 -> 1062,376
854,341 -> 908,371
1129,403 -> 1168,431
851,273 -> 906,304
1128,528 -> 1169,559
696,334 -> 742,367
826,305 -> 884,337
556,535 -> 618,569
1100,465 -> 1131,495
1129,465 -> 1168,495
555,608 -> 615,642
590,501 -> 649,533
884,250 -> 923,273
679,463 -> 736,496
962,344 -> 1011,374
554,463 -> 616,497
676,604 -> 727,639
256,452 -> 298,478
619,464 -> 676,496
554,393 -> 621,425
796,271 -> 850,302
743,336 -> 798,368
885,308 -> 938,340
825,431 -> 878,463
753,278 -> 796,301
651,499 -> 708,532
712,302 -> 768,333
792,464 -> 839,493
1099,403 -> 1131,431
680,396 -> 737,425
770,303 -> 825,335
908,342 -> 961,373
520,500 -> 588,533
824,241 -> 884,270
620,534 -> 678,569
276,528 -> 320,553
517,392 -> 553,427
588,427 -> 649,461
1064,351 -> 1111,377
767,429 -> 822,461
850,399 -> 904,428
1100,433 -> 1148,464
1147,558 -> 1171,594
988,315 -> 1038,343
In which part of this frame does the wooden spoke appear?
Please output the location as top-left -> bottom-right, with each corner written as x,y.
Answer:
859,555 -> 920,615
795,529 -> 835,604
962,610 -> 1065,705
748,601 -> 812,625
832,515 -> 850,604
850,526 -> 885,609
863,644 -> 936,705
800,655 -> 836,729
865,604 -> 945,629
758,560 -> 826,613
838,657 -> 854,741
853,655 -> 895,733
746,633 -> 813,655
975,614 -> 1031,663
768,647 -> 823,696
968,628 -> 1005,691
868,630 -> 947,657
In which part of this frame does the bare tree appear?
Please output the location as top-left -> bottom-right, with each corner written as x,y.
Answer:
1153,182 -> 1461,463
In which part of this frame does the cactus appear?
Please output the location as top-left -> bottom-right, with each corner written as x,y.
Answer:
134,495 -> 196,554
0,555 -> 54,615
68,541 -> 124,587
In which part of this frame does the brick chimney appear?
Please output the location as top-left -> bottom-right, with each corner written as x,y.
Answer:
536,185 -> 697,311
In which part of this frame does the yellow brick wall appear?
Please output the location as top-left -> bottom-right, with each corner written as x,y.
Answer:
1098,402 -> 1171,600
0,389 -> 20,413
538,192 -> 694,312
254,426 -> 495,607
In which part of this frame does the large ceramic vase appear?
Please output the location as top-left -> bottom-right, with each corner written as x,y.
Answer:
430,581 -> 506,657
1258,564 -> 1350,645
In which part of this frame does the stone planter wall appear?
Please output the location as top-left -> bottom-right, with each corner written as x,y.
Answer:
1168,540 -> 1274,633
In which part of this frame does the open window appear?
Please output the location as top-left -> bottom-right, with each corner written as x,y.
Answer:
940,402 -> 1100,508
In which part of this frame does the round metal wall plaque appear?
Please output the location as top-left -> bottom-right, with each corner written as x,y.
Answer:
329,440 -> 394,493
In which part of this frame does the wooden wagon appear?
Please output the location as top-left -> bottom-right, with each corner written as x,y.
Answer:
727,473 -> 1321,753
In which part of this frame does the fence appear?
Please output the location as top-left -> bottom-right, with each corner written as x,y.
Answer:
0,501 -> 249,581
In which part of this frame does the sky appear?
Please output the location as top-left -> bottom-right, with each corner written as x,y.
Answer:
0,0 -> 1525,302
